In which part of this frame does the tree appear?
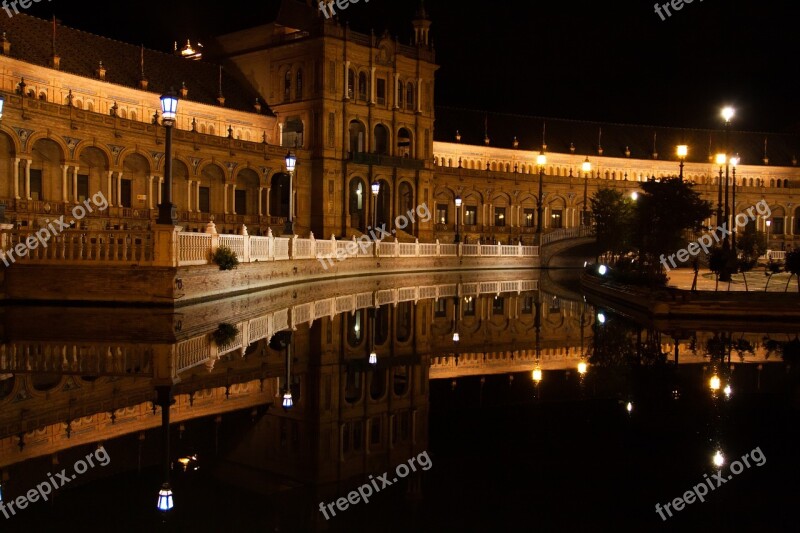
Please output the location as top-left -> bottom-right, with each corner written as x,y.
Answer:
590,188 -> 634,263
736,224 -> 766,290
785,248 -> 800,293
632,177 -> 712,276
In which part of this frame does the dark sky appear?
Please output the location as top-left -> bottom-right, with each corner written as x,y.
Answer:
23,0 -> 798,133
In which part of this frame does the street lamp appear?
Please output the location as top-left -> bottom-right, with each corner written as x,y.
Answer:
371,181 -> 380,236
721,107 -> 735,251
536,152 -> 547,243
0,95 -> 4,121
677,145 -> 688,181
157,90 -> 179,225
155,386 -> 174,513
369,307 -> 378,365
454,195 -> 462,243
730,155 -> 740,249
715,153 -> 726,229
766,219 -> 771,247
452,296 -> 460,342
283,151 -> 297,235
581,157 -> 591,226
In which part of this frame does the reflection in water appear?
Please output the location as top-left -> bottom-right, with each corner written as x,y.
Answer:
0,270 -> 797,530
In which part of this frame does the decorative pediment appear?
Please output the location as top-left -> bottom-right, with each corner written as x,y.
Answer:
376,38 -> 395,66
63,136 -> 82,158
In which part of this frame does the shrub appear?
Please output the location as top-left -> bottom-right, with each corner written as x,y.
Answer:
212,245 -> 239,271
211,323 -> 239,346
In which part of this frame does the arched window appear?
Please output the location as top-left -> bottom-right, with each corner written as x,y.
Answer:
119,108 -> 127,119
406,82 -> 415,109
130,111 -> 137,121
86,101 -> 94,112
358,72 -> 368,101
374,124 -> 389,155
348,69 -> 355,99
295,68 -> 303,100
770,178 -> 775,187
349,120 -> 366,154
75,99 -> 83,109
397,127 -> 412,158
283,70 -> 291,102
784,179 -> 790,188
38,92 -> 47,101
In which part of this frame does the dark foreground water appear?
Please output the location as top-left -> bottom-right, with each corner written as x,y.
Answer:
1,270 -> 798,532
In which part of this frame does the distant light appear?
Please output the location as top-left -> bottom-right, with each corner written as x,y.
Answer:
583,261 -> 588,268
724,384 -> 732,397
157,484 -> 174,512
581,157 -> 591,173
577,361 -> 588,375
369,351 -> 377,365
0,95 -> 4,120
455,195 -> 462,207
766,220 -> 772,227
677,145 -> 688,158
630,192 -> 638,201
598,265 -> 608,276
730,156 -> 740,167
597,312 -> 606,324
371,181 -> 380,196
721,106 -> 735,123
715,153 -> 727,166
536,152 -> 547,166
626,401 -> 633,413
713,450 -> 725,467
285,151 -> 297,173
709,375 -> 721,391
532,367 -> 543,383
452,332 -> 460,343
282,391 -> 294,410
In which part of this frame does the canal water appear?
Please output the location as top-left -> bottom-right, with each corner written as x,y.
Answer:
1,269 -> 797,532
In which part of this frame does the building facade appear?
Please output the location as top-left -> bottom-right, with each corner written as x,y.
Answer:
0,2 -> 798,248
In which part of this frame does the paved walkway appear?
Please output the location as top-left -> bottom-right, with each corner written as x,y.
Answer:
666,268 -> 799,293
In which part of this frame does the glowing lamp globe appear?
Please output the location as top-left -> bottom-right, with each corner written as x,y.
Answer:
371,181 -> 380,196
532,367 -> 542,384
282,391 -> 294,410
159,91 -> 179,124
369,351 -> 377,365
285,151 -> 297,173
157,483 -> 174,512
677,145 -> 688,158
536,153 -> 547,167
715,153 -> 727,166
713,450 -> 725,467
709,375 -> 721,391
721,106 -> 735,123
455,196 -> 462,208
581,157 -> 591,173
577,361 -> 588,375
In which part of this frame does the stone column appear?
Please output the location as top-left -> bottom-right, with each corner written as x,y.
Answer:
370,67 -> 376,104
195,181 -> 200,213
116,172 -> 123,207
343,60 -> 350,99
393,73 -> 400,108
223,184 -> 228,214
24,159 -> 31,200
416,78 -> 422,113
148,176 -> 154,209
258,187 -> 263,216
107,171 -> 114,206
265,188 -> 271,217
187,180 -> 192,212
13,158 -> 20,199
72,167 -> 79,203
61,165 -> 69,202
231,184 -> 237,215
158,177 -> 163,204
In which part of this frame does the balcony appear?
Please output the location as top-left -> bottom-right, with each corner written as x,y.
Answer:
350,152 -> 425,170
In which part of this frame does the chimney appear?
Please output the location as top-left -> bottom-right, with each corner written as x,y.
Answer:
96,61 -> 106,80
1,32 -> 10,55
52,54 -> 61,69
180,82 -> 188,98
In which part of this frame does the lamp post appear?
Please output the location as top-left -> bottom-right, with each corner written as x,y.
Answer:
371,181 -> 380,237
721,107 -> 735,250
452,296 -> 460,343
730,156 -> 739,249
715,153 -> 726,230
369,307 -> 377,365
155,386 -> 174,514
677,145 -> 688,181
157,90 -> 179,225
766,220 -> 771,249
581,157 -> 591,226
454,195 -> 462,243
283,151 -> 297,235
536,152 -> 547,244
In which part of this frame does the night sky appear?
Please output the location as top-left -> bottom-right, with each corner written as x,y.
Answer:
21,0 -> 798,133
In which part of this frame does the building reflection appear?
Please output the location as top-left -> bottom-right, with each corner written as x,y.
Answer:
0,271 -> 795,528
